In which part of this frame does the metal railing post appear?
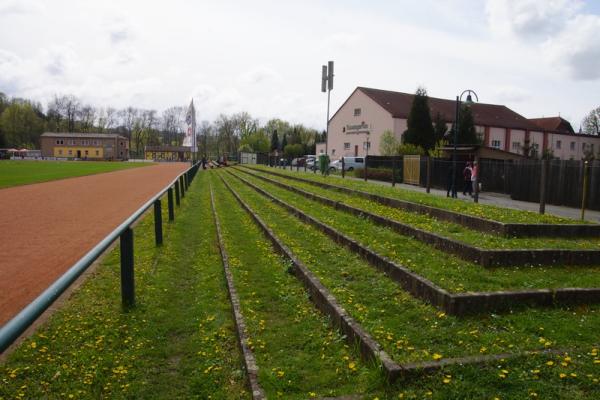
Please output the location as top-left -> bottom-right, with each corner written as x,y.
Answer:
392,157 -> 396,187
581,160 -> 589,221
426,156 -> 431,193
120,227 -> 135,308
180,176 -> 185,198
175,182 -> 180,206
539,158 -> 547,214
154,199 -> 163,245
168,188 -> 174,221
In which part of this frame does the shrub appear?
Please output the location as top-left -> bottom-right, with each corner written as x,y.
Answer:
353,167 -> 402,183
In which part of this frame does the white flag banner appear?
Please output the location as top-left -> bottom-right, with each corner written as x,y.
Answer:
184,99 -> 196,152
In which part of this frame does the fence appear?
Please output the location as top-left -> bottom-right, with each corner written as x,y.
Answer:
359,156 -> 600,211
0,163 -> 201,353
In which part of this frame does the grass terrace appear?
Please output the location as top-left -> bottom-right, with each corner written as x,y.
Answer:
211,174 -> 379,398
0,160 -> 151,189
227,170 -> 600,292
218,171 -> 600,369
248,165 -> 585,225
240,168 -> 600,250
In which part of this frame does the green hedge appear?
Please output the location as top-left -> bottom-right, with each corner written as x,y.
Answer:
352,167 -> 403,183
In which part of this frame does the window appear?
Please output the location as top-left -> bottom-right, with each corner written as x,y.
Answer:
556,140 -> 561,149
355,158 -> 364,163
354,108 -> 361,116
344,142 -> 350,150
512,141 -> 521,150
570,142 -> 575,150
95,150 -> 99,156
331,149 -> 336,155
363,141 -> 371,150
58,149 -> 63,155
491,139 -> 501,149
68,150 -> 72,155
85,150 -> 89,155
583,142 -> 587,150
56,140 -> 60,145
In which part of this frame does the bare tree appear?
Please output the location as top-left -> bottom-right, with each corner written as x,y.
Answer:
97,107 -> 117,132
119,107 -> 138,154
161,106 -> 185,146
79,104 -> 96,133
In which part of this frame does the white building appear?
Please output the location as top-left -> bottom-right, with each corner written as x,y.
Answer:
318,87 -> 600,160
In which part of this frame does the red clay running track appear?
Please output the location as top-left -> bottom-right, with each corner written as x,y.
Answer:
0,162 -> 189,326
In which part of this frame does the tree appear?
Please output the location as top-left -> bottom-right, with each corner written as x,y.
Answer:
281,133 -> 287,151
270,130 -> 279,152
283,143 -> 304,158
379,130 -> 399,155
239,130 -> 269,153
456,105 -> 478,145
433,112 -> 448,142
119,107 -> 138,153
0,102 -> 45,147
403,87 -> 435,152
582,107 -> 600,135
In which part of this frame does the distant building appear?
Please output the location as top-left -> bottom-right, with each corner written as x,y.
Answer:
40,132 -> 129,160
318,87 -> 600,160
144,145 -> 191,162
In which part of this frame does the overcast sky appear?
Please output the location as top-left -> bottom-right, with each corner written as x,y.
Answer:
1,0 -> 599,130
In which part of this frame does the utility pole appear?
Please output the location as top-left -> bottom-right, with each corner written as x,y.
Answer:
321,61 -> 334,156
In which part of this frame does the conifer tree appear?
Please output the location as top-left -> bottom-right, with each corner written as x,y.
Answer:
270,130 -> 278,151
403,87 -> 435,152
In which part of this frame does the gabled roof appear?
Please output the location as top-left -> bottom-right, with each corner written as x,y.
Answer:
528,117 -> 575,134
41,132 -> 127,140
352,87 -> 541,131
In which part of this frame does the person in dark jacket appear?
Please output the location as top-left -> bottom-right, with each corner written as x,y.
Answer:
463,162 -> 473,196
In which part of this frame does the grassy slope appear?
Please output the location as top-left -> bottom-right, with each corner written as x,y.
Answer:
244,168 -> 600,250
0,173 -> 247,399
231,170 -> 600,292
211,174 -> 379,398
220,171 -> 600,399
249,165 -> 582,225
0,160 -> 150,189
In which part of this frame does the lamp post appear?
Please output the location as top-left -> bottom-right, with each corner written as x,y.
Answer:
364,132 -> 370,181
451,89 -> 478,198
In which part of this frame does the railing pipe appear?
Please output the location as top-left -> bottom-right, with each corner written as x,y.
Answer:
0,163 -> 199,353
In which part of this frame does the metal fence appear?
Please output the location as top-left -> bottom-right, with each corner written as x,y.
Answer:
0,163 -> 201,353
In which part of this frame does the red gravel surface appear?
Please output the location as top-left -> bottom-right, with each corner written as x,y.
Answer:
0,162 -> 189,326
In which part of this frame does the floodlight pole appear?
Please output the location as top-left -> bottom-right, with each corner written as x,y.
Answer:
326,87 -> 331,155
322,61 -> 334,156
451,89 -> 478,199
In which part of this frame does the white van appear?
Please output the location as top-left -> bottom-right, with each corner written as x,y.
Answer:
329,156 -> 365,172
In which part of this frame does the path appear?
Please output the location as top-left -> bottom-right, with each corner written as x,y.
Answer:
276,167 -> 600,223
0,163 -> 189,325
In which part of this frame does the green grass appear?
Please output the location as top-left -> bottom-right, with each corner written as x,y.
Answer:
1,173 -> 248,399
242,168 -> 600,250
249,165 -> 584,225
228,170 -> 600,292
0,160 -> 151,188
211,174 -> 380,398
219,171 -> 600,398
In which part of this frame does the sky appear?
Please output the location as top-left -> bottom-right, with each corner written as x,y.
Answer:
0,0 -> 599,131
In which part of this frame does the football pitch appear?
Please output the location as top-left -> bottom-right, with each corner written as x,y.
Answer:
0,160 -> 151,189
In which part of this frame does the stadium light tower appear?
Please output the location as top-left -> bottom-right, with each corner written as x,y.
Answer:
321,61 -> 334,155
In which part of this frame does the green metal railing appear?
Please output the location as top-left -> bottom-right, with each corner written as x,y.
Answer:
0,163 -> 201,353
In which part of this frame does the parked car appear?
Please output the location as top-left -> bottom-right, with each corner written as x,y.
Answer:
291,157 -> 306,167
329,156 -> 365,172
305,155 -> 318,170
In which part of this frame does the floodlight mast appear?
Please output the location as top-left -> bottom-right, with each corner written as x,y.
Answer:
322,61 -> 334,155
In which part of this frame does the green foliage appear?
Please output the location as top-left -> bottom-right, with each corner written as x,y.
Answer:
582,106 -> 599,135
433,112 -> 448,142
281,133 -> 288,150
239,129 -> 270,153
353,167 -> 402,183
379,130 -> 400,156
397,143 -> 425,155
456,105 -> 478,145
403,87 -> 436,152
428,139 -> 448,158
0,102 -> 45,147
283,143 -> 304,158
270,130 -> 279,151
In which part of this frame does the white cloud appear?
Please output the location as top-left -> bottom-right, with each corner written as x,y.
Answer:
237,67 -> 282,86
486,0 -> 582,40
543,14 -> 600,80
492,85 -> 531,103
0,0 -> 44,16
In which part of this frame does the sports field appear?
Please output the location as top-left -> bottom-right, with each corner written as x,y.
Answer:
0,160 -> 151,189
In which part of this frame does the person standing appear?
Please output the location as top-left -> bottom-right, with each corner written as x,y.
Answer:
463,162 -> 473,196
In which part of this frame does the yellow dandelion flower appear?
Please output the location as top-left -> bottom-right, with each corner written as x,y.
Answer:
432,353 -> 443,361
